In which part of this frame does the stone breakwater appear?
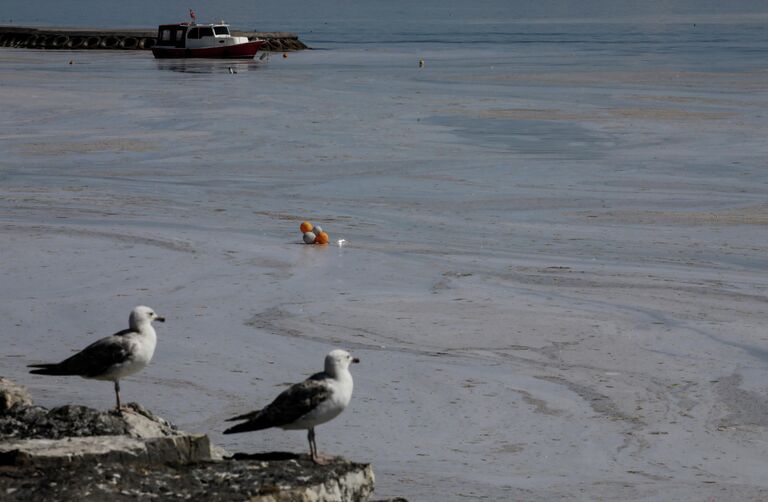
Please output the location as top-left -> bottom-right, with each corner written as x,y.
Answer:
0,26 -> 308,52
0,378 -> 383,502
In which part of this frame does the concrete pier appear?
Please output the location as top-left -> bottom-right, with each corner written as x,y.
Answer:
0,26 -> 308,52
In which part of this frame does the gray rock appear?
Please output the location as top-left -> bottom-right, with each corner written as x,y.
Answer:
0,377 -> 32,413
0,433 -> 212,467
0,402 -> 177,440
0,385 -> 377,501
0,454 -> 375,501
210,443 -> 232,460
116,402 -> 179,438
0,402 -> 212,467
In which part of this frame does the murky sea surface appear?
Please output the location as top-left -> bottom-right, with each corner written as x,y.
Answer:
1,6 -> 768,500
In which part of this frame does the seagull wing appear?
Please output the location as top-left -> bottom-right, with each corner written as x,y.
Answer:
29,329 -> 135,378
224,377 -> 331,434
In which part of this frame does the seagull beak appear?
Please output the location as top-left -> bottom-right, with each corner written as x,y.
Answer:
352,357 -> 360,364
155,316 -> 166,323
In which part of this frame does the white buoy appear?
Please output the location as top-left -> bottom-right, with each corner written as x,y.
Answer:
312,225 -> 323,235
303,232 -> 317,244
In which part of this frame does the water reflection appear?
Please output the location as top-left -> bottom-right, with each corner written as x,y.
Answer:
154,58 -> 267,74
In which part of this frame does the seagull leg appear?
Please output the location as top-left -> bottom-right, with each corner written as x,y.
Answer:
114,380 -> 121,410
308,427 -> 316,459
308,427 -> 333,465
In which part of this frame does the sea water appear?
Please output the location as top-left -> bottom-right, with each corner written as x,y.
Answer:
2,2 -> 768,500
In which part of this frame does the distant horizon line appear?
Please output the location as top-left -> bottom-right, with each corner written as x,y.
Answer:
2,11 -> 768,30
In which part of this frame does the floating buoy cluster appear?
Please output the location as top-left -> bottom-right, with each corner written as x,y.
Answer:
300,221 -> 330,245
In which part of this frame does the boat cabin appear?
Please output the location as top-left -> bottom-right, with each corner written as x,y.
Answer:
155,23 -> 234,49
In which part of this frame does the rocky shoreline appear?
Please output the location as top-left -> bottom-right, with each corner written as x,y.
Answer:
0,378 -> 390,501
0,26 -> 308,52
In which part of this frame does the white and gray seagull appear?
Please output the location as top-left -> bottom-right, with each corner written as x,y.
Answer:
224,349 -> 359,463
28,305 -> 165,410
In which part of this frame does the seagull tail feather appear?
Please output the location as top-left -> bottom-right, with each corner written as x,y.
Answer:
225,409 -> 263,422
223,422 -> 250,434
28,363 -> 71,375
223,416 -> 271,435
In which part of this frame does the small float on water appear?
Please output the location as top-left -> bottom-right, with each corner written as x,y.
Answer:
152,10 -> 264,59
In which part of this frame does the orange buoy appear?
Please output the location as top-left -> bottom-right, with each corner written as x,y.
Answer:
315,231 -> 330,245
300,221 -> 313,233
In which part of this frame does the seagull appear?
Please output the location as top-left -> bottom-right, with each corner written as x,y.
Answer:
28,306 -> 165,410
224,349 -> 359,464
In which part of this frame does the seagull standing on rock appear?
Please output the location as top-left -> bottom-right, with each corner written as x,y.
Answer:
28,306 -> 165,410
224,349 -> 359,464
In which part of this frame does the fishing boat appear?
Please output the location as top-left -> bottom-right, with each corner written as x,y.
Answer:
152,11 -> 264,59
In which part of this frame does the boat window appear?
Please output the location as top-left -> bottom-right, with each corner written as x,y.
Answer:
214,26 -> 229,35
199,27 -> 214,37
160,30 -> 171,41
187,28 -> 199,39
